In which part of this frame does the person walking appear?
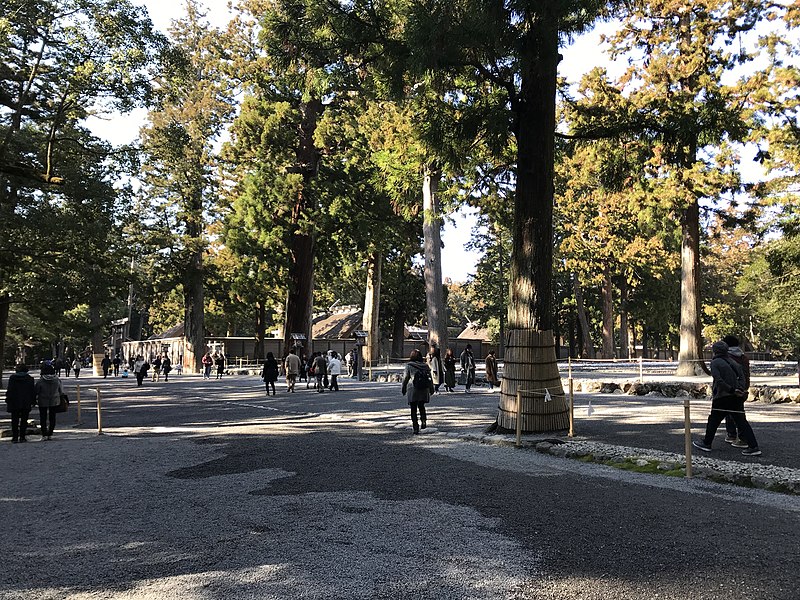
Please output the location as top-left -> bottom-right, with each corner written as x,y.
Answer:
722,335 -> 750,445
313,352 -> 328,393
262,352 -> 279,396
328,351 -> 341,391
214,353 -> 225,379
284,348 -> 302,392
693,340 -> 761,456
72,357 -> 81,379
401,349 -> 434,434
133,355 -> 148,387
35,363 -> 63,441
161,355 -> 172,382
151,355 -> 162,382
112,354 -> 121,377
460,344 -> 476,392
202,352 -> 213,379
100,354 -> 111,379
485,350 -> 499,390
427,343 -> 444,393
443,348 -> 457,392
6,364 -> 36,443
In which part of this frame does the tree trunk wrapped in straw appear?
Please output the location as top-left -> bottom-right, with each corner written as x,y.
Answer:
498,329 -> 568,432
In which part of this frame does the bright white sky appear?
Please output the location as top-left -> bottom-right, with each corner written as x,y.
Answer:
99,1 -> 623,282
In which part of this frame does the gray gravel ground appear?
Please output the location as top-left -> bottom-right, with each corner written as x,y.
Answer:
2,371 -> 800,599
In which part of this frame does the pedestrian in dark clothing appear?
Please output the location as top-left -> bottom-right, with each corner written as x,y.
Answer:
722,335 -> 751,445
112,354 -> 121,377
485,350 -> 499,390
313,352 -> 328,393
214,354 -> 225,379
6,364 -> 36,443
443,348 -> 457,392
306,354 -> 316,388
151,355 -> 162,382
693,341 -> 761,456
460,344 -> 476,392
35,363 -> 63,441
133,356 -> 148,387
202,352 -> 213,379
262,352 -> 279,396
101,354 -> 112,378
401,349 -> 433,434
161,356 -> 172,382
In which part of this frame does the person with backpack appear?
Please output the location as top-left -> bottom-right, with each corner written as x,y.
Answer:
401,349 -> 434,434
693,340 -> 761,456
284,347 -> 302,392
313,352 -> 328,393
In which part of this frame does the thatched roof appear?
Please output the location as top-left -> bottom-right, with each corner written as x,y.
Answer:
312,307 -> 364,340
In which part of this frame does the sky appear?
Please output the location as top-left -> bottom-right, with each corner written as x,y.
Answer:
97,1 -> 625,283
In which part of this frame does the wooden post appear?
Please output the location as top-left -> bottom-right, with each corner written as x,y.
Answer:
75,384 -> 82,426
684,397 -> 692,478
639,356 -> 644,383
96,388 -> 103,435
515,390 -> 523,447
568,378 -> 574,438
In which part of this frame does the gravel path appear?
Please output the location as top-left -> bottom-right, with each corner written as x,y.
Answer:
2,373 -> 799,599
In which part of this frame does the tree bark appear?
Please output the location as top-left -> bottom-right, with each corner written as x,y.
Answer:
422,165 -> 448,352
573,272 -> 595,359
0,295 -> 8,389
362,251 -> 382,363
254,301 -> 266,360
391,305 -> 405,359
619,277 -> 630,359
675,200 -> 706,376
183,243 -> 205,374
601,265 -> 614,359
282,97 -> 322,358
89,304 -> 105,376
498,9 -> 567,433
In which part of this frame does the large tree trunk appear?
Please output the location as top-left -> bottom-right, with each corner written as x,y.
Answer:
619,277 -> 630,359
391,305 -> 405,359
498,12 -> 567,433
362,251 -> 382,363
601,265 -> 614,359
283,231 -> 314,357
0,295 -> 8,389
183,244 -> 205,374
89,304 -> 105,376
254,301 -> 266,360
573,272 -> 595,359
282,98 -> 322,358
675,200 -> 706,375
422,165 -> 448,352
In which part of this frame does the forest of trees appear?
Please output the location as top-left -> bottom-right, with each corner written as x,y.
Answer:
1,0 -> 798,392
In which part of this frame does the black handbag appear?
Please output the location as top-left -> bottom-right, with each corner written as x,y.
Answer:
55,393 -> 69,413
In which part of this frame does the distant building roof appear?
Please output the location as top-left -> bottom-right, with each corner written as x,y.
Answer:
148,323 -> 184,340
457,323 -> 492,341
312,306 -> 364,340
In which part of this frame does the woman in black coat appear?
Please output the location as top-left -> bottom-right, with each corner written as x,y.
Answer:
401,349 -> 434,434
5,364 -> 36,443
261,352 -> 279,396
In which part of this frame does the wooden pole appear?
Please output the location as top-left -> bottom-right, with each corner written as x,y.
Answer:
684,397 -> 692,478
75,384 -> 82,426
515,390 -> 523,447
96,388 -> 103,435
639,356 -> 644,383
568,378 -> 574,438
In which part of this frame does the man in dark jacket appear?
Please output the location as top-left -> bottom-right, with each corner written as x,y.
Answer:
5,364 -> 36,442
693,341 -> 761,456
722,335 -> 750,445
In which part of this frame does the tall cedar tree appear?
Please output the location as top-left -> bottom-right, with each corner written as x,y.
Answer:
139,1 -> 234,373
